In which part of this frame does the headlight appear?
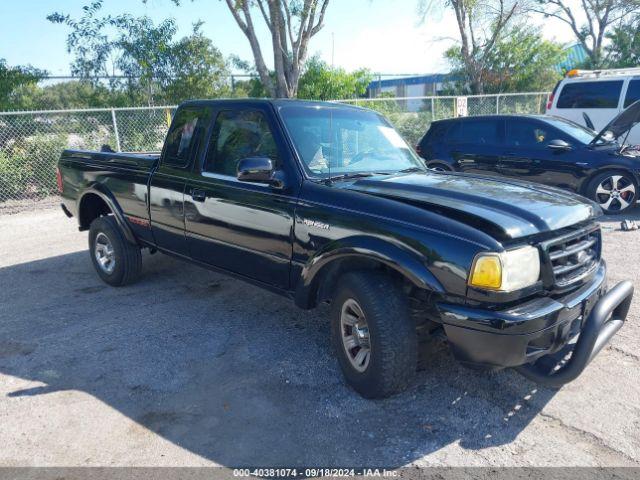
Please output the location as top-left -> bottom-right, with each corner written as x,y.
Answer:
469,246 -> 540,292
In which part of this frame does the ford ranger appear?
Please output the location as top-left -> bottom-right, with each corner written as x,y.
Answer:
57,99 -> 633,398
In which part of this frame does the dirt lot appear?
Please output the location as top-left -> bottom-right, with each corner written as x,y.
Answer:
1,206 -> 639,468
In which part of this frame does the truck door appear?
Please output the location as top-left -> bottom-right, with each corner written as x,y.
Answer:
183,106 -> 297,289
149,106 -> 210,257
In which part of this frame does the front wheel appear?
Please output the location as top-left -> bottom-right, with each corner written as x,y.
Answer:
331,272 -> 417,398
587,171 -> 637,214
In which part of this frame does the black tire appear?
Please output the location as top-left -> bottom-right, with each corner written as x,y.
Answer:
88,215 -> 142,286
331,272 -> 417,398
586,170 -> 638,215
426,161 -> 453,172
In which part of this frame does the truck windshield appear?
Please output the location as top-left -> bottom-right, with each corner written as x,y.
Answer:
278,105 -> 426,178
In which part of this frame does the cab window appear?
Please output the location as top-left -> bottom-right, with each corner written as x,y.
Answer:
164,108 -> 208,167
557,81 -> 623,109
204,109 -> 279,176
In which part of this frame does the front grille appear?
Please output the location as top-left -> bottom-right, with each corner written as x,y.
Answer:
541,226 -> 601,289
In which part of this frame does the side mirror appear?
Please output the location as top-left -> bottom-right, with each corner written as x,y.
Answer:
236,157 -> 285,189
548,139 -> 572,151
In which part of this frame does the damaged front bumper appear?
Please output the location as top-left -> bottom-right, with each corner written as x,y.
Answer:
436,263 -> 633,387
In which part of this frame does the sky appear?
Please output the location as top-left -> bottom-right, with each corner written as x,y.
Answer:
0,0 -> 580,77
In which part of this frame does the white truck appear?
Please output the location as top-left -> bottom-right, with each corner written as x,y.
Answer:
546,67 -> 640,146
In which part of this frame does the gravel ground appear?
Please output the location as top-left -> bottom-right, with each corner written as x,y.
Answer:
0,207 -> 639,468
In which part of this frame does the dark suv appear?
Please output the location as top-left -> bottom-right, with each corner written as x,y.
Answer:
416,108 -> 640,214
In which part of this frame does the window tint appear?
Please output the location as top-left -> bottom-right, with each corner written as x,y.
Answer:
624,80 -> 640,108
506,121 -> 550,147
164,108 -> 207,166
421,122 -> 447,146
557,81 -> 623,108
205,110 -> 279,176
446,119 -> 500,145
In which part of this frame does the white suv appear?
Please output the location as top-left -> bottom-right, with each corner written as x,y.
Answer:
546,68 -> 640,146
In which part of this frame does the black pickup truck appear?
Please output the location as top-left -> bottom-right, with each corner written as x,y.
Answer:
58,99 -> 633,398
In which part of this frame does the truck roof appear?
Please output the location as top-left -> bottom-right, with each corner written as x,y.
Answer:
433,114 -> 549,122
179,98 -> 368,111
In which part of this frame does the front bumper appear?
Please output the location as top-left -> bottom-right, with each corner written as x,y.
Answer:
437,264 -> 633,386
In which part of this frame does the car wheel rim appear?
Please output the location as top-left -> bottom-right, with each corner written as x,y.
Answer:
94,232 -> 116,274
340,298 -> 371,373
596,175 -> 636,212
428,165 -> 447,172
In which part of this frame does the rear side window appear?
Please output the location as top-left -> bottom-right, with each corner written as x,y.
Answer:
557,81 -> 623,109
164,108 -> 209,167
421,122 -> 447,146
624,79 -> 640,108
447,119 -> 501,145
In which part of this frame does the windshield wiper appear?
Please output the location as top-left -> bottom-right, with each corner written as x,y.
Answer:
321,172 -> 392,184
398,166 -> 425,173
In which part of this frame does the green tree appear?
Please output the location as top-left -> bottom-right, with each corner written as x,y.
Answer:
11,81 -> 134,110
605,16 -> 640,68
0,59 -> 46,111
48,1 -> 231,105
531,0 -> 640,68
420,0 -> 527,94
168,0 -> 331,98
297,57 -> 372,100
163,22 -> 232,103
445,26 -> 565,94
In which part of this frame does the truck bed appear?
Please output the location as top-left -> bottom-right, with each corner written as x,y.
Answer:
58,149 -> 161,246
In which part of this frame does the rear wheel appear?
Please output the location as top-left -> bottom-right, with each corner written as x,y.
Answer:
331,272 -> 417,398
587,171 -> 637,214
89,216 -> 142,286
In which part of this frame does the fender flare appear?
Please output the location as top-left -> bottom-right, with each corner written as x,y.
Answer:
77,185 -> 138,245
294,236 -> 445,309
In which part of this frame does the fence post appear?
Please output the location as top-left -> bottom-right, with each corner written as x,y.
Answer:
111,108 -> 122,152
496,95 -> 500,114
431,97 -> 435,120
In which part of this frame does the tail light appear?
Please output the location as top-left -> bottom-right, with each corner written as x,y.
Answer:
547,81 -> 561,111
546,93 -> 554,111
56,167 -> 63,193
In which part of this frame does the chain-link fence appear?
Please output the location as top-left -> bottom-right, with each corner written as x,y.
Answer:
337,92 -> 550,146
0,92 -> 549,211
0,106 -> 176,209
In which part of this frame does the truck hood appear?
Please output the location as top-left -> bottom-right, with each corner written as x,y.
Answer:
343,172 -> 600,240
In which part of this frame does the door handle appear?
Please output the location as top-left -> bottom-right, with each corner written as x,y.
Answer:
503,152 -> 517,156
190,189 -> 206,202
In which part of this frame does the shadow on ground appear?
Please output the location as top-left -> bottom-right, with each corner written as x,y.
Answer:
0,250 -> 557,467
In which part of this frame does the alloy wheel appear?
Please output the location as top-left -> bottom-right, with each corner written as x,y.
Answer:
596,175 -> 636,212
94,232 -> 116,274
340,298 -> 371,373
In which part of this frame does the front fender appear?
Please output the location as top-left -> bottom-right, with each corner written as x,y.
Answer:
77,184 -> 138,245
294,236 -> 445,309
